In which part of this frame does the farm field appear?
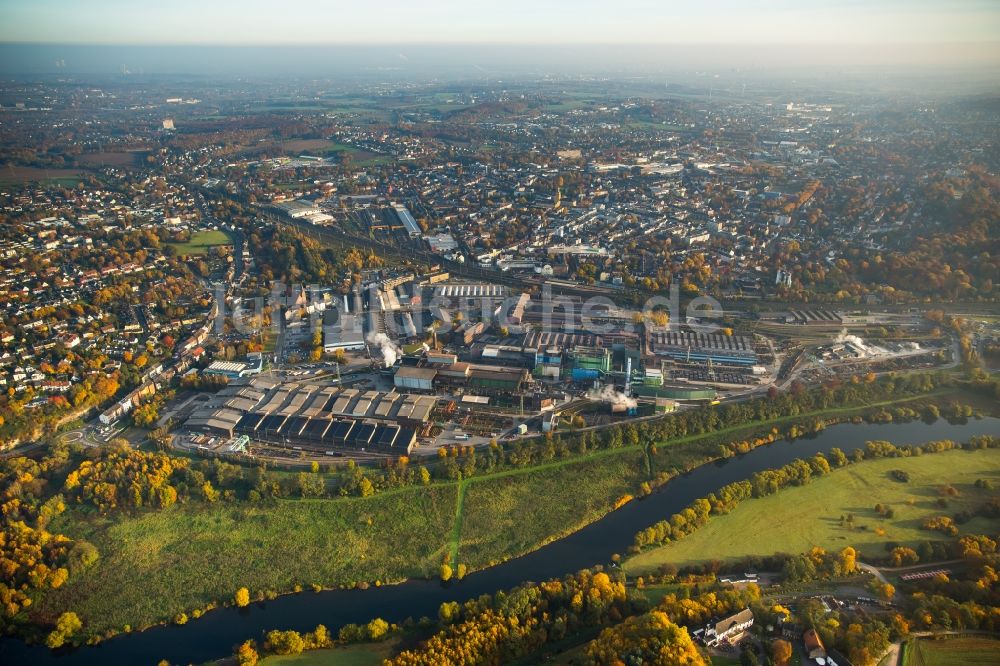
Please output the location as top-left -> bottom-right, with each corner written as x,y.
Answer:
76,151 -> 145,167
0,164 -> 84,186
626,448 -> 1000,573
901,636 -> 1000,665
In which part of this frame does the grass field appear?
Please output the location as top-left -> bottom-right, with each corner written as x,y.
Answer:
168,230 -> 233,256
625,448 -> 1000,574
34,445 -> 669,638
346,150 -> 392,167
35,486 -> 457,634
260,639 -> 399,666
902,636 -> 1000,666
279,139 -> 356,155
456,449 -> 650,568
273,137 -> 389,165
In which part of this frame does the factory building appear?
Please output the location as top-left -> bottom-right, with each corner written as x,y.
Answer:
233,413 -> 417,455
433,283 -> 508,299
468,368 -> 528,393
323,311 -> 366,352
426,352 -> 458,365
476,344 -> 535,369
183,377 -> 433,455
392,203 -> 422,237
647,330 -> 758,367
204,356 -> 263,379
785,309 -> 843,326
393,366 -> 438,391
430,283 -> 511,327
569,345 -> 612,373
632,385 -> 717,401
392,360 -> 530,396
434,362 -> 472,385
453,320 -> 486,346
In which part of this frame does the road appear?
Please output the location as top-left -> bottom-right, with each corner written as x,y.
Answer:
879,640 -> 901,666
857,561 -> 892,588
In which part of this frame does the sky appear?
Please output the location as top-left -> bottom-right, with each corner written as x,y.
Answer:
1,0 -> 999,46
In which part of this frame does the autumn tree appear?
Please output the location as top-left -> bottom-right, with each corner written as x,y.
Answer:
770,639 -> 793,666
839,546 -> 857,575
586,611 -> 706,665
46,611 -> 83,649
265,629 -> 305,656
366,618 -> 390,641
235,640 -> 259,666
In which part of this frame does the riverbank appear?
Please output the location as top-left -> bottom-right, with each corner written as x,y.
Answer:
624,446 -> 1000,573
4,414 -> 997,665
26,388 -> 984,642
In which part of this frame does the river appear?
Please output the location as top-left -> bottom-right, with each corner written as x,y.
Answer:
3,417 -> 998,665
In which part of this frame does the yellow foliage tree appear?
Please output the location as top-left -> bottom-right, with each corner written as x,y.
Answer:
771,639 -> 793,665
586,610 -> 706,665
235,640 -> 259,666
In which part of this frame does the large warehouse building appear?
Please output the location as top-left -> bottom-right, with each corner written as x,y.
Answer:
392,203 -> 422,237
647,330 -> 758,367
183,377 -> 434,455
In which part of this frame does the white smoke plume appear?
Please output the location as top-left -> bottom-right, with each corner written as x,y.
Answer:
421,342 -> 430,352
587,384 -> 638,409
367,332 -> 402,368
834,328 -> 868,350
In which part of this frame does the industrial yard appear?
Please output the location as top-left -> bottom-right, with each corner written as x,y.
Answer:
172,272 -> 954,466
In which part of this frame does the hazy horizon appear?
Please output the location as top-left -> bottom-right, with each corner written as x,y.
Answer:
3,0 -> 999,46
1,43 -> 999,89
0,1 -> 998,93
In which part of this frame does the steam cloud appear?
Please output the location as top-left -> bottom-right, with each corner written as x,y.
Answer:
588,384 -> 638,409
834,328 -> 878,354
367,332 -> 402,368
834,328 -> 866,347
